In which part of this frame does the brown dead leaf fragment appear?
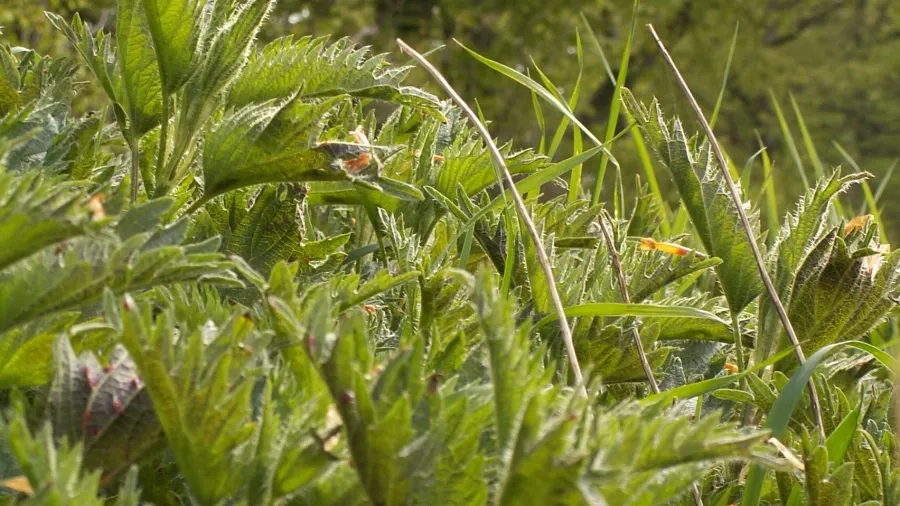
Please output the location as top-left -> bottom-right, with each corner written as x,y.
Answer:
0,476 -> 33,496
843,214 -> 873,235
86,193 -> 105,221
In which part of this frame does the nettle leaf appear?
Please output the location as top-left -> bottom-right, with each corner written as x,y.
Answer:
247,367 -> 336,503
756,169 -> 868,362
48,337 -> 164,481
0,202 -> 237,334
200,184 -> 306,279
802,432 -> 855,506
627,240 -> 722,303
161,0 -> 277,191
0,93 -> 87,174
778,227 -> 900,369
269,283 -> 491,506
117,0 -> 163,137
228,36 -> 443,116
0,313 -> 78,388
45,13 -> 120,108
0,171 -> 102,271
117,295 -> 268,505
0,410 -> 106,505
200,96 -> 348,200
0,44 -> 77,125
473,272 -> 599,505
623,89 -> 763,313
589,403 -> 770,506
640,295 -> 736,345
190,0 -> 275,101
434,109 -> 546,197
575,323 -> 672,383
140,0 -> 206,93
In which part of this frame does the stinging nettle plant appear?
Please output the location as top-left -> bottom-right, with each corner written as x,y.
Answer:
0,2 -> 899,506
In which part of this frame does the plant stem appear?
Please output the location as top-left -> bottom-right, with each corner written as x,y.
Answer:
130,137 -> 140,206
647,24 -> 825,440
732,311 -> 753,426
598,210 -> 659,394
155,92 -> 171,198
398,39 -> 587,396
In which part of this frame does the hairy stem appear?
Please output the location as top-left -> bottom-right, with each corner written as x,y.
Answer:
154,92 -> 171,198
647,24 -> 825,440
130,137 -> 140,206
598,211 -> 659,394
398,39 -> 586,395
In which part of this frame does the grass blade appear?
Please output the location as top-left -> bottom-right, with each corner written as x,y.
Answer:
769,90 -> 809,190
456,40 -> 617,167
741,340 -> 898,506
791,94 -> 845,218
825,391 -> 863,466
589,0 -> 640,207
534,301 -> 726,329
709,22 -> 739,130
399,39 -> 587,394
649,24 -> 826,440
755,131 -> 779,237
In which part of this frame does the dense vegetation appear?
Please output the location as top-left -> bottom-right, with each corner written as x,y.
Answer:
0,1 -> 899,505
6,0 -> 900,235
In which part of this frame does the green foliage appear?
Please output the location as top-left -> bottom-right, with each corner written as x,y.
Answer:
1,1 -> 899,505
623,89 -> 762,314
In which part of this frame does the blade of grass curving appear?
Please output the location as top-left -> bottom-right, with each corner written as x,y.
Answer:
581,11 -> 669,233
741,340 -> 898,506
569,118 -> 584,203
709,22 -> 739,130
874,160 -> 895,204
580,12 -> 617,85
501,207 -> 517,297
598,210 -> 660,393
531,88 -> 546,154
428,144 -> 609,272
626,108 -> 669,234
833,141 -> 887,237
531,58 -> 580,161
825,390 -> 863,466
755,131 -> 779,236
568,30 -> 586,202
641,346 -> 797,407
791,95 -> 845,218
649,24 -> 826,440
456,40 -> 616,166
769,90 -> 809,190
398,39 -> 587,394
534,301 -> 725,330
789,94 -> 825,181
590,0 -> 639,207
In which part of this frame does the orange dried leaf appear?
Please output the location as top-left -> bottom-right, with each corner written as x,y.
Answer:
86,193 -> 105,221
0,476 -> 33,496
639,237 -> 702,258
844,214 -> 873,235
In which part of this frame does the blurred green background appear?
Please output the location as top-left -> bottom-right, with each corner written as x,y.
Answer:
3,0 -> 899,236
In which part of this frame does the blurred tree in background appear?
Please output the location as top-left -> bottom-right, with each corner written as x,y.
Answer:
3,0 -> 899,233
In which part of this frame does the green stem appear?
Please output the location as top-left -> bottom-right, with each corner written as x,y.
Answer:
732,312 -> 746,375
130,137 -> 140,206
732,311 -> 753,426
154,92 -> 171,198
